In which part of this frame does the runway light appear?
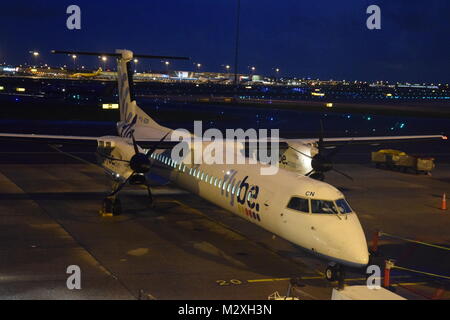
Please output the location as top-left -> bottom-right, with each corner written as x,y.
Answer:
0,86 -> 4,91
442,136 -> 448,140
16,87 -> 26,92
325,102 -> 333,108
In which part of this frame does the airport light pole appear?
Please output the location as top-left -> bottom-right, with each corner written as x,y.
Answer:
100,56 -> 107,70
29,51 -> 39,67
233,0 -> 241,96
72,54 -> 77,70
165,61 -> 170,76
134,58 -> 138,73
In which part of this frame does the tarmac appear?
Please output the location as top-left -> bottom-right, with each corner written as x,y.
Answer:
0,144 -> 449,300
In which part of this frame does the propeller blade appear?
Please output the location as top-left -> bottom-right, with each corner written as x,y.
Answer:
289,146 -> 313,159
326,139 -> 353,158
97,152 -> 131,163
305,169 -> 314,176
131,131 -> 139,154
318,119 -> 325,153
145,131 -> 171,156
333,168 -> 354,181
108,173 -> 134,197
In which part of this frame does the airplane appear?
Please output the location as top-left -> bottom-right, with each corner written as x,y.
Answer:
70,67 -> 103,78
0,49 -> 446,282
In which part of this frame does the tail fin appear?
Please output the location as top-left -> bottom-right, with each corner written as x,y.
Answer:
115,49 -> 166,137
51,49 -> 189,137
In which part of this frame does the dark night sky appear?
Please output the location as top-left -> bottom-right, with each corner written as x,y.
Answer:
0,0 -> 449,83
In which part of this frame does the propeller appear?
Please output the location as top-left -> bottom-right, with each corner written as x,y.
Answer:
107,131 -> 171,197
294,120 -> 353,181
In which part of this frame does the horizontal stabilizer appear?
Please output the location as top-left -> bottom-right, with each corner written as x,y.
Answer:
51,50 -> 189,60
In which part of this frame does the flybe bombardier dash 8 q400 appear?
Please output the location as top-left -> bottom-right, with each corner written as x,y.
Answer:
0,49 -> 446,281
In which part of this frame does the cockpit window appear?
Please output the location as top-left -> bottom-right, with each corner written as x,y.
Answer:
335,199 -> 353,214
287,197 -> 310,213
311,199 -> 339,214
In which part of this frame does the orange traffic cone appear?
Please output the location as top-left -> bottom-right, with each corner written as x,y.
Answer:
442,193 -> 447,210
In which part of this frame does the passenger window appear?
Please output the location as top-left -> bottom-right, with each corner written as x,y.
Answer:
311,199 -> 339,214
287,197 -> 310,213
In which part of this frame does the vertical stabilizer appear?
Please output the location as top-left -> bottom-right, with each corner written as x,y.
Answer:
115,49 -> 166,137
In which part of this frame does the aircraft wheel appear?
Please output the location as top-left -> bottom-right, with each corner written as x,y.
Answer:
325,263 -> 341,282
101,198 -> 114,215
101,197 -> 121,216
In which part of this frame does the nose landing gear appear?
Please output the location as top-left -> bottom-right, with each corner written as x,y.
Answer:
325,262 -> 346,289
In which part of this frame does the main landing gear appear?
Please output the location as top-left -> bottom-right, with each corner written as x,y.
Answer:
98,130 -> 169,217
101,196 -> 122,216
100,176 -> 154,217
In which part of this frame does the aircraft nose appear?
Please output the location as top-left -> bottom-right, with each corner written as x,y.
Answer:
342,239 -> 369,267
340,216 -> 369,267
316,213 -> 369,268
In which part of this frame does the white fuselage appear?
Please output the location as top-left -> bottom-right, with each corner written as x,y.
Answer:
100,137 -> 369,268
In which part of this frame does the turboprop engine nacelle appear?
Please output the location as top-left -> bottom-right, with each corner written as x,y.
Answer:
279,141 -> 317,175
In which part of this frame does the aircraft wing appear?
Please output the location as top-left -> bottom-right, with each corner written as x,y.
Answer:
0,133 -> 179,149
0,133 -> 446,150
0,133 -> 100,146
284,135 -> 447,147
